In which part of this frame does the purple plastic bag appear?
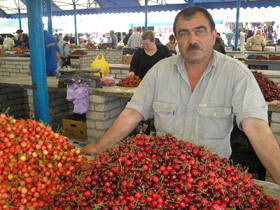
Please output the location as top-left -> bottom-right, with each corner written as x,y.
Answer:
67,83 -> 89,114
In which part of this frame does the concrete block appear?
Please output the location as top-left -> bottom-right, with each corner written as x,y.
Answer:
87,111 -> 110,121
121,70 -> 129,74
111,69 -> 121,74
271,122 -> 280,133
95,100 -> 121,112
8,92 -> 22,100
0,86 -> 14,94
87,129 -> 105,144
49,98 -> 67,107
96,118 -> 115,130
272,112 -> 280,123
274,133 -> 280,145
116,74 -> 126,79
15,98 -> 23,105
0,95 -> 8,101
86,119 -> 96,129
109,106 -> 125,118
89,95 -> 104,103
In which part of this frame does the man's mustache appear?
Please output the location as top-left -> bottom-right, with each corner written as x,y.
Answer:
187,43 -> 200,51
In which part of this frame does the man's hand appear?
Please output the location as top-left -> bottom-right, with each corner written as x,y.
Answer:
126,72 -> 135,78
80,144 -> 98,155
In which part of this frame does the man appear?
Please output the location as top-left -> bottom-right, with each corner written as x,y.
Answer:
123,29 -> 133,46
58,35 -> 70,67
81,6 -> 280,185
110,30 -> 118,49
3,34 -> 15,49
15,29 -> 29,48
44,30 -> 60,76
127,26 -> 142,48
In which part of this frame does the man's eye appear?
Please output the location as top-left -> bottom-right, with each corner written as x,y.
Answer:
196,29 -> 206,35
179,32 -> 188,37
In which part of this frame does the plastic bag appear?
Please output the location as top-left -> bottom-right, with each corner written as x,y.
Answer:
101,76 -> 115,87
67,83 -> 89,114
90,53 -> 109,77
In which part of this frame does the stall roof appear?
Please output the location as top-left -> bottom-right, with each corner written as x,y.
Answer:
0,0 -> 279,19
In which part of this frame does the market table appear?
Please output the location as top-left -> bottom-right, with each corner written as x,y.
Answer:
245,59 -> 280,70
0,74 -> 279,144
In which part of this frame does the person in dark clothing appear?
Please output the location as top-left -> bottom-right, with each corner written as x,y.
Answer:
0,36 -> 4,45
15,29 -> 29,48
213,37 -> 226,54
123,29 -> 133,45
126,31 -> 172,79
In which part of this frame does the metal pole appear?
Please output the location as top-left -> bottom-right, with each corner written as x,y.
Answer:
18,8 -> 22,30
73,2 -> 78,45
26,0 -> 50,125
188,0 -> 194,6
46,0 -> 53,36
144,0 -> 148,32
234,0 -> 240,51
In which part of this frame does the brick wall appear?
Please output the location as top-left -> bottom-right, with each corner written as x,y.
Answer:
70,49 -> 123,69
25,89 -> 71,130
0,85 -> 25,119
86,95 -> 129,144
271,111 -> 280,145
0,57 -> 30,77
109,68 -> 129,80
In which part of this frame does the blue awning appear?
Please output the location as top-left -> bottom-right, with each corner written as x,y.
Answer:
1,0 -> 280,19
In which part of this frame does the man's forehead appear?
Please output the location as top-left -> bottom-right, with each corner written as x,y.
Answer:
176,13 -> 210,29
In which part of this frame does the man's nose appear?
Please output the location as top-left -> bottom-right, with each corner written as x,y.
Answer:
188,32 -> 197,44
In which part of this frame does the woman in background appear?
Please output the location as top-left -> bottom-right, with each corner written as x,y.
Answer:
166,34 -> 177,55
126,31 -> 171,79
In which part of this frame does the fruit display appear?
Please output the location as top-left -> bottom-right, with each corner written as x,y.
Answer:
0,114 -> 86,209
70,50 -> 87,56
1,114 -> 279,209
269,55 -> 280,60
252,71 -> 280,102
52,134 -> 279,209
116,75 -> 141,87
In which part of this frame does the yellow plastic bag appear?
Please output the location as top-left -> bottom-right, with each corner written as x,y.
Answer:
90,53 -> 109,77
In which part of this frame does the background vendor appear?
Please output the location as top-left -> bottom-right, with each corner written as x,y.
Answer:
126,31 -> 171,79
247,29 -> 266,51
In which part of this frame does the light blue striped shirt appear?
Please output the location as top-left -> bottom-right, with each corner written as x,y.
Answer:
126,51 -> 268,158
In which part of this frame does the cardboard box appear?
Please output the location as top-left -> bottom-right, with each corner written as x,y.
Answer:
122,55 -> 133,64
0,48 -> 5,57
62,115 -> 87,141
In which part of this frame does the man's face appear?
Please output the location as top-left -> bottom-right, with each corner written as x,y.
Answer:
175,12 -> 216,64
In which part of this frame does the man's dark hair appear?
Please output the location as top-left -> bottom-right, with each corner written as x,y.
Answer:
173,6 -> 215,36
136,26 -> 142,32
63,35 -> 70,42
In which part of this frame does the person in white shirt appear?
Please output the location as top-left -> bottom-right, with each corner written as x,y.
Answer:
3,34 -> 15,49
57,35 -> 70,67
127,26 -> 142,48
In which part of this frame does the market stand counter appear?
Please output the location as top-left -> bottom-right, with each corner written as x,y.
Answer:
0,76 -> 133,144
0,70 -> 279,145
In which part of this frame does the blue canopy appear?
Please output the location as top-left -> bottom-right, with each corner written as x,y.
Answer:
1,0 -> 279,19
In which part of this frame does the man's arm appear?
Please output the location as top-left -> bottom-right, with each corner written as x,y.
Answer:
80,108 -> 143,155
242,117 -> 280,185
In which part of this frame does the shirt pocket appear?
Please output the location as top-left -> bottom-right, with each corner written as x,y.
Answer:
197,107 -> 232,139
153,101 -> 178,133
